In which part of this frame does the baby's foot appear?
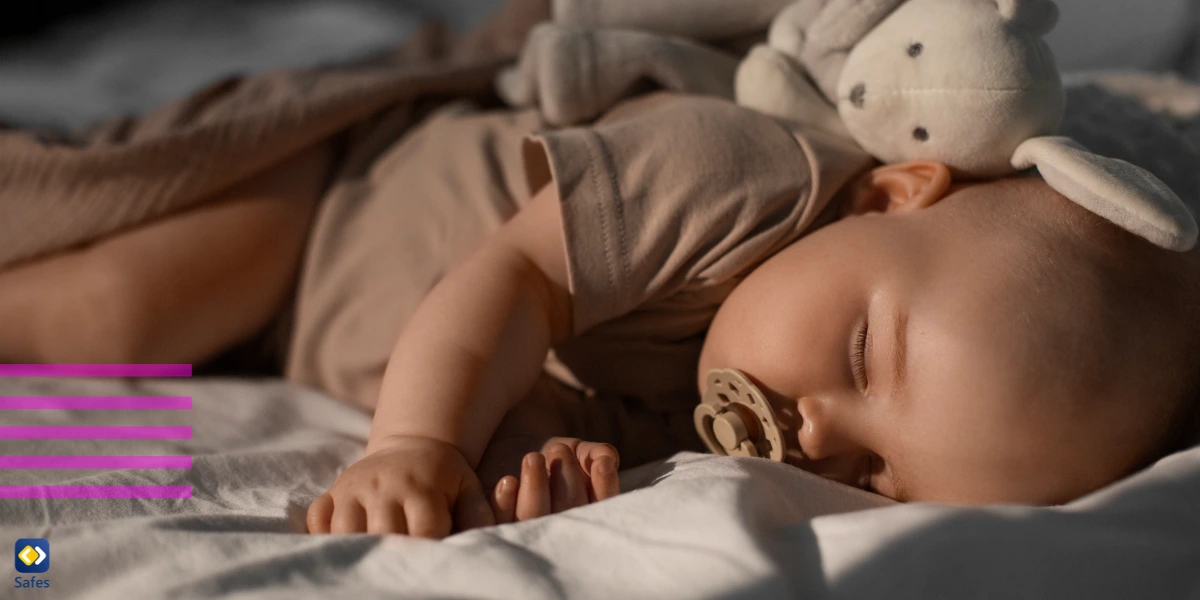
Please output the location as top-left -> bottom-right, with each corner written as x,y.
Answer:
490,438 -> 620,523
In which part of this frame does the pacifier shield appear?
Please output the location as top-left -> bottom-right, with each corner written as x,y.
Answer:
695,369 -> 786,462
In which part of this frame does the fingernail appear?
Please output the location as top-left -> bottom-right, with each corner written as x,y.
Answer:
524,453 -> 543,469
596,456 -> 616,475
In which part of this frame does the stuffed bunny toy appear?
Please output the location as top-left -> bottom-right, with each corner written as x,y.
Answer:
737,0 -> 1197,250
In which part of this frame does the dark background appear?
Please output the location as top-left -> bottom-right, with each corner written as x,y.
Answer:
0,0 -> 491,39
0,0 -> 134,40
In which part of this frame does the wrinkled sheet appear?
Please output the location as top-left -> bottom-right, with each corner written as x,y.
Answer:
0,376 -> 1197,600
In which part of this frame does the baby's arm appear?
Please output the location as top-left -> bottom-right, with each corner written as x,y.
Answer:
366,182 -> 572,465
307,183 -> 579,537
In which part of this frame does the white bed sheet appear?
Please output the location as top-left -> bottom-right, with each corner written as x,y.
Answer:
0,376 -> 1197,600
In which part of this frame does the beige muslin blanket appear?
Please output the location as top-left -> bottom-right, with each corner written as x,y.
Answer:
0,0 -> 550,270
0,0 -> 794,271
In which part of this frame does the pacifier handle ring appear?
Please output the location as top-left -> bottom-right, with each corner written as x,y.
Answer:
694,402 -> 759,458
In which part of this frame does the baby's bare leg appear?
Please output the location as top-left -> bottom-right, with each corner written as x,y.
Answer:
0,143 -> 332,365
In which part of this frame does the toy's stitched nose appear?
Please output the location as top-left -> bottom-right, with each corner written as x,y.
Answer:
850,83 -> 866,108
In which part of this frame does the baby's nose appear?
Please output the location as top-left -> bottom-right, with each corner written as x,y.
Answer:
795,396 -> 862,460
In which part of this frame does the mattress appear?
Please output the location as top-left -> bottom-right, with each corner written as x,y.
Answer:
1,375 -> 1198,599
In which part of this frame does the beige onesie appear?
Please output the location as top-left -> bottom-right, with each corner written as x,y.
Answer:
283,91 -> 875,461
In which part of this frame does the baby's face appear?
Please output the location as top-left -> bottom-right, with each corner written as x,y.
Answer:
699,176 -> 1139,505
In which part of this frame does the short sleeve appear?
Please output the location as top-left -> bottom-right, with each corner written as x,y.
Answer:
523,93 -> 859,334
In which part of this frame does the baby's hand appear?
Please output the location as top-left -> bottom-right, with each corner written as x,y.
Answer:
490,438 -> 621,523
306,436 -> 494,538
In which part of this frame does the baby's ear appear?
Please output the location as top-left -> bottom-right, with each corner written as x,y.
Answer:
993,0 -> 1060,36
845,162 -> 952,216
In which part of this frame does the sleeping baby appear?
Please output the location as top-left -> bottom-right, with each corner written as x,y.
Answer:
296,87 -> 1200,534
1,0 -> 1197,538
300,0 -> 1200,535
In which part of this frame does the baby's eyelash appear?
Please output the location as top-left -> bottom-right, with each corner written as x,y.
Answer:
852,320 -> 869,389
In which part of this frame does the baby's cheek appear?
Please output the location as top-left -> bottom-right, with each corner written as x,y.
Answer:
706,226 -> 879,392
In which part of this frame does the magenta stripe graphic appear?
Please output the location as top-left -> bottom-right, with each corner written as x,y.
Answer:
0,426 -> 192,439
0,396 -> 192,410
0,364 -> 192,378
0,486 -> 192,499
0,364 -> 196,500
0,456 -> 192,469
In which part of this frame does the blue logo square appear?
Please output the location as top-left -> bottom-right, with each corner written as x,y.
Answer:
14,539 -> 49,574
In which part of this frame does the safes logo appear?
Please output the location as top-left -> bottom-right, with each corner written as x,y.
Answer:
14,540 -> 48,574
13,539 -> 50,590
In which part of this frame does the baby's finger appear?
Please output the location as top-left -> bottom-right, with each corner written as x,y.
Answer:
306,493 -> 334,534
589,455 -> 621,501
515,452 -> 551,520
547,443 -> 589,513
454,476 -> 497,533
329,497 -> 368,534
492,476 -> 519,525
579,443 -> 619,473
365,501 -> 407,535
405,496 -> 452,539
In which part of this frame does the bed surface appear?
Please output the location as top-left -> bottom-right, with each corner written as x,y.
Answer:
1,376 -> 1198,599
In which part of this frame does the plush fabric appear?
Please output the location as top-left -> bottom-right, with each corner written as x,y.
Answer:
496,23 -> 740,127
791,0 -> 904,102
735,44 -> 848,139
829,0 -> 1064,176
1012,136 -> 1198,251
736,0 -> 1064,178
802,0 -> 1196,250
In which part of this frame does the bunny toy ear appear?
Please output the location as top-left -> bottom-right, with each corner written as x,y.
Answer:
1012,137 -> 1198,252
994,0 -> 1061,36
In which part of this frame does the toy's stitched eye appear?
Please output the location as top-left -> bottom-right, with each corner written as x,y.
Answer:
850,83 -> 866,108
908,42 -> 923,58
913,127 -> 929,142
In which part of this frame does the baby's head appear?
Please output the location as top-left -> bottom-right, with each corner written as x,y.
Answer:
699,161 -> 1200,505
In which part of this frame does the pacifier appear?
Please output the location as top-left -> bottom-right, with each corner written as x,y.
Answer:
694,369 -> 787,462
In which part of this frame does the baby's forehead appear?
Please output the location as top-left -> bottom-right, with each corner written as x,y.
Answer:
903,203 -> 1107,380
